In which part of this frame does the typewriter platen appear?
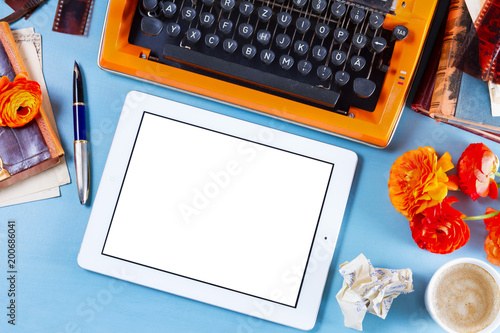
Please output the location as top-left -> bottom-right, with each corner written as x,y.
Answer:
99,0 -> 439,147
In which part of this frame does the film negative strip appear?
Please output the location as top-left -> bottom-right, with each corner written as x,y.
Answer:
474,0 -> 500,83
455,0 -> 500,84
52,0 -> 95,36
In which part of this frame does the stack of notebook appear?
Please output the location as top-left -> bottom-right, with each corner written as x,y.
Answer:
411,0 -> 500,142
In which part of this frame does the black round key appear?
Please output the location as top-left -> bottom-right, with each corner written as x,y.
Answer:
161,1 -> 177,17
166,22 -> 181,37
315,23 -> 330,39
260,50 -> 275,64
205,33 -> 220,48
276,33 -> 291,49
317,65 -> 332,81
238,23 -> 253,38
181,7 -> 197,22
330,1 -> 346,18
219,19 -> 233,34
293,0 -> 308,8
141,17 -> 164,37
353,78 -> 376,98
277,12 -> 292,28
311,0 -> 327,14
369,12 -> 384,29
335,70 -> 350,86
220,0 -> 235,11
258,6 -> 273,22
370,36 -> 387,53
186,28 -> 201,43
297,60 -> 312,75
312,45 -> 327,61
199,12 -> 215,28
331,49 -> 346,66
242,44 -> 257,59
239,1 -> 254,16
143,0 -> 159,11
352,33 -> 367,49
349,8 -> 365,24
256,29 -> 271,45
223,38 -> 238,53
333,28 -> 349,43
350,55 -> 366,71
293,40 -> 309,56
392,25 -> 409,41
295,17 -> 311,33
279,55 -> 295,70
202,0 -> 215,5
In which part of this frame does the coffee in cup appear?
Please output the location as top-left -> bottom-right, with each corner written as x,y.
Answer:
425,258 -> 500,333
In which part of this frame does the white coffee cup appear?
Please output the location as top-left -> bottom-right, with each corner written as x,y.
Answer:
425,258 -> 500,333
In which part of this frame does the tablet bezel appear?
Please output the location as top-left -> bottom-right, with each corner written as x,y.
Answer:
78,91 -> 357,330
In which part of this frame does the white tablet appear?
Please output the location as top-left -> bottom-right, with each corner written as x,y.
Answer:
78,91 -> 357,330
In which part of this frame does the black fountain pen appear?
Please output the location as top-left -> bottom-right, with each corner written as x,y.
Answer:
73,62 -> 89,204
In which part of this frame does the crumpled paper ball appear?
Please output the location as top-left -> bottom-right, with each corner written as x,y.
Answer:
336,253 -> 413,331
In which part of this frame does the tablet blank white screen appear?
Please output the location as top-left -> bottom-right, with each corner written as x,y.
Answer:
102,112 -> 334,307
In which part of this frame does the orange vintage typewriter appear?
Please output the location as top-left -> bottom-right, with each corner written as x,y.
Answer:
99,0 -> 440,147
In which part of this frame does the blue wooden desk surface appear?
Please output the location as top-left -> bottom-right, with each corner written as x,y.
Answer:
1,2 -> 499,332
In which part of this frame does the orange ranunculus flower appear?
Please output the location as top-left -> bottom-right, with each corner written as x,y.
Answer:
484,207 -> 500,232
409,197 -> 469,254
457,143 -> 499,201
388,146 -> 457,220
484,208 -> 500,266
0,73 -> 42,128
485,229 -> 500,266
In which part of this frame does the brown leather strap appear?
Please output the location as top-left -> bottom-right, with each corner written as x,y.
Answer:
1,0 -> 45,24
6,0 -> 30,11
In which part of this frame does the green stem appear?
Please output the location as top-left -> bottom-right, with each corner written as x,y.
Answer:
463,210 -> 500,221
492,172 -> 500,187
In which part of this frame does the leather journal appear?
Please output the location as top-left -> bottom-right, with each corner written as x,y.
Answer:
0,22 -> 64,190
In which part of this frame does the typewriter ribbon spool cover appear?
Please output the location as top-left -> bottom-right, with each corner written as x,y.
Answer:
98,0 -> 440,147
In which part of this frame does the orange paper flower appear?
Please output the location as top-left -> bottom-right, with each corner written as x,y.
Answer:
0,73 -> 42,128
457,143 -> 499,200
409,197 -> 469,254
388,147 -> 457,220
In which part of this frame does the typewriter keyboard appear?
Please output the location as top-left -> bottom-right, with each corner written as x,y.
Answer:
132,0 -> 408,114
